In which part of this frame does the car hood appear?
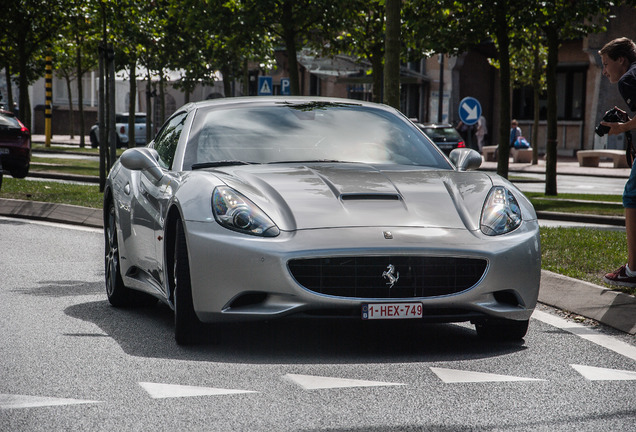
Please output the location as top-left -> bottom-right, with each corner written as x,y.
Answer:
206,163 -> 495,232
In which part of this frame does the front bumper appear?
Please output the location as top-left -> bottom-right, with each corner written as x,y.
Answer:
185,221 -> 541,324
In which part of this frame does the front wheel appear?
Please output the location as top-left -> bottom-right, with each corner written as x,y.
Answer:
475,318 -> 529,341
173,219 -> 201,345
105,201 -> 155,307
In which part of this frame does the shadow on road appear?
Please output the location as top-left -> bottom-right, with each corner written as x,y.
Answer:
65,299 -> 526,364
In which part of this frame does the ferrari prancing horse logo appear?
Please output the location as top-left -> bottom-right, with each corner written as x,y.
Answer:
382,264 -> 400,288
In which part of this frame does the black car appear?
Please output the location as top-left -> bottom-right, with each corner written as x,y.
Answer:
415,123 -> 466,156
0,109 -> 31,178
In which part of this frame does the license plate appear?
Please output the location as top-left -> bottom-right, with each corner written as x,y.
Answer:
362,302 -> 423,320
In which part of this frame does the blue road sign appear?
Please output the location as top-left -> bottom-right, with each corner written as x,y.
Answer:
258,76 -> 273,96
280,78 -> 291,95
459,97 -> 481,126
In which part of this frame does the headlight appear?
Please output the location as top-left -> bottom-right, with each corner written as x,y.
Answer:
212,186 -> 280,237
480,186 -> 522,236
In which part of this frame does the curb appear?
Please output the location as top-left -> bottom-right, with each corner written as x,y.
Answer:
0,198 -> 102,228
539,270 -> 636,335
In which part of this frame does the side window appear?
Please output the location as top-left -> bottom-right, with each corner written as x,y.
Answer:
154,112 -> 188,169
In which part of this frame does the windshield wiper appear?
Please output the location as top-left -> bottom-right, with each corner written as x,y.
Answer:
192,160 -> 253,169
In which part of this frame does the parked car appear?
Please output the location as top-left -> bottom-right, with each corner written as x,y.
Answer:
104,97 -> 541,345
0,109 -> 31,178
415,122 -> 466,155
90,113 -> 149,148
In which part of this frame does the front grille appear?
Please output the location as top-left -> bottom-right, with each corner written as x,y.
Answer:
288,256 -> 487,299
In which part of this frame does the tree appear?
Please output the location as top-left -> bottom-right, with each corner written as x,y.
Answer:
245,0 -> 348,96
0,0 -> 64,129
534,0 -> 614,195
55,0 -> 100,147
327,2 -> 385,102
383,0 -> 400,109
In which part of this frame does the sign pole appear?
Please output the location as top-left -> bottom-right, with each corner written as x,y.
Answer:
44,55 -> 53,148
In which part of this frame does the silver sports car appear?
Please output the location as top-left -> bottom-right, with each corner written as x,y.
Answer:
104,97 -> 541,345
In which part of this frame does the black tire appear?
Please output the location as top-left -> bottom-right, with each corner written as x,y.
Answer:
10,162 -> 29,179
105,201 -> 155,307
173,219 -> 201,345
475,318 -> 529,341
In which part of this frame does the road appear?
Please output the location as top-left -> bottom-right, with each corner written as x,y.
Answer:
1,218 -> 635,431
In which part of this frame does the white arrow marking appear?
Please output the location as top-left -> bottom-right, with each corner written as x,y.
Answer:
461,102 -> 479,120
571,364 -> 636,381
284,374 -> 404,390
0,393 -> 100,409
139,382 -> 257,399
430,367 -> 545,383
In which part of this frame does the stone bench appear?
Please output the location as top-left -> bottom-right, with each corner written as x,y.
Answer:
510,147 -> 533,163
482,145 -> 498,161
576,149 -> 628,168
482,146 -> 533,163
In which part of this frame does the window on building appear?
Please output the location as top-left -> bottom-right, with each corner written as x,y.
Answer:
512,66 -> 587,121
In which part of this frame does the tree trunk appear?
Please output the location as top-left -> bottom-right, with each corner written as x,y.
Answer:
370,45 -> 383,103
531,46 -> 540,165
5,68 -> 14,113
65,76 -> 75,138
128,59 -> 137,146
495,7 -> 511,179
383,0 -> 400,109
146,70 -> 152,143
545,27 -> 559,196
282,1 -> 300,95
76,43 -> 85,147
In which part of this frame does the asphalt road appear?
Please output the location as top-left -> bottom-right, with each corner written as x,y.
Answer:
1,218 -> 635,431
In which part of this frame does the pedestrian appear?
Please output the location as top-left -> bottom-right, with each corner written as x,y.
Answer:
599,37 -> 636,287
509,119 -> 521,147
476,115 -> 487,152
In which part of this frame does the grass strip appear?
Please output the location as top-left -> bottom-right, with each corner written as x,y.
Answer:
0,177 -> 103,209
540,226 -> 634,296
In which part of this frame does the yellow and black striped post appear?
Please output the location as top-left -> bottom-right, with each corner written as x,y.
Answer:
45,55 -> 52,147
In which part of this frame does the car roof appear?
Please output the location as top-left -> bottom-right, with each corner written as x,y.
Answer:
181,96 -> 398,115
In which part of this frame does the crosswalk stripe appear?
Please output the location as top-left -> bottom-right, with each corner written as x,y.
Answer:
571,364 -> 636,381
532,310 -> 636,362
0,393 -> 100,409
139,382 -> 257,399
284,374 -> 405,390
430,367 -> 545,383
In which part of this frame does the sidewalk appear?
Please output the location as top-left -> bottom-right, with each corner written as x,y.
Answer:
3,136 -> 634,335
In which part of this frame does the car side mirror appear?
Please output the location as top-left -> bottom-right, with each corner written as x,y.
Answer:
449,148 -> 482,171
120,147 -> 163,181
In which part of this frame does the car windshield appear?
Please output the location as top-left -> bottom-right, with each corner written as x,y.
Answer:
0,113 -> 20,129
115,114 -> 146,124
184,102 -> 450,169
422,127 -> 460,141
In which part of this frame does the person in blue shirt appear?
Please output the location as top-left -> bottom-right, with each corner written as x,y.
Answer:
509,119 -> 521,147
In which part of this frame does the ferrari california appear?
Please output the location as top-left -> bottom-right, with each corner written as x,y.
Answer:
103,97 -> 541,345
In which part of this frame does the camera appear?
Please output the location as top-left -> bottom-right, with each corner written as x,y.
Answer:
595,107 -> 628,136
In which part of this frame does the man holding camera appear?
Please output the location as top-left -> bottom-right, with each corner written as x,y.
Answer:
600,37 -> 636,287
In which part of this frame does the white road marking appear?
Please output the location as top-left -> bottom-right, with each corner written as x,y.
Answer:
430,367 -> 545,383
532,310 -> 636,362
571,364 -> 636,381
284,374 -> 404,390
0,394 -> 99,409
139,382 -> 257,399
